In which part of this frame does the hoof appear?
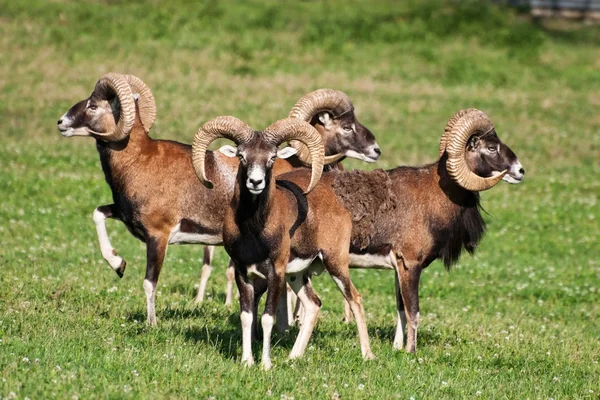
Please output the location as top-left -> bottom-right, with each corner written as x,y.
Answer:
261,360 -> 272,370
115,260 -> 127,278
364,351 -> 376,360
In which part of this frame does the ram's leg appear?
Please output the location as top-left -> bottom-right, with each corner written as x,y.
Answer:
261,259 -> 286,370
288,274 -> 321,359
343,298 -> 353,323
252,278 -> 267,342
326,254 -> 374,360
143,235 -> 169,326
275,288 -> 290,332
225,259 -> 235,307
92,205 -> 127,278
235,266 -> 255,367
399,261 -> 422,353
293,292 -> 305,325
393,268 -> 407,351
195,246 -> 215,304
287,285 -> 296,325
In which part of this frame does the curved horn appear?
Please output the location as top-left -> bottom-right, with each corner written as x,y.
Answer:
191,116 -> 254,189
439,108 -> 479,157
288,140 -> 345,166
123,74 -> 156,133
288,88 -> 352,164
90,73 -> 136,142
445,110 -> 507,191
288,88 -> 354,121
263,118 -> 324,194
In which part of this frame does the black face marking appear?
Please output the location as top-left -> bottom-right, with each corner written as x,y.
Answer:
466,129 -> 521,179
334,113 -> 378,155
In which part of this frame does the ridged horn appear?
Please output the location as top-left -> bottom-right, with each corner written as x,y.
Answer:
123,74 -> 156,133
439,108 -> 479,157
90,73 -> 135,142
191,116 -> 253,189
288,88 -> 354,121
288,88 -> 352,165
263,118 -> 324,194
445,110 -> 507,191
288,140 -> 345,165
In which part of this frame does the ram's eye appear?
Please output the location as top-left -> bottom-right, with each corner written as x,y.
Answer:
342,126 -> 353,133
488,146 -> 497,152
88,104 -> 98,111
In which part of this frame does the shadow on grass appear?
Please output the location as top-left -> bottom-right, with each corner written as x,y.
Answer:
179,313 -> 301,360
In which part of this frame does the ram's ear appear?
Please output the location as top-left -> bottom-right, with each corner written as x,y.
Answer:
467,136 -> 480,151
277,147 -> 297,159
218,145 -> 238,158
318,111 -> 333,129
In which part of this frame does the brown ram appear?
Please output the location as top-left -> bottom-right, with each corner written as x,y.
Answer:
57,74 -> 380,326
279,109 -> 524,353
192,117 -> 373,369
197,88 -> 381,306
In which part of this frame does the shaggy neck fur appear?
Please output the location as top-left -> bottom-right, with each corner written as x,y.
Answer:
433,154 -> 485,269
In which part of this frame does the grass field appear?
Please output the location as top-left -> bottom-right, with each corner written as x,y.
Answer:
1,0 -> 599,398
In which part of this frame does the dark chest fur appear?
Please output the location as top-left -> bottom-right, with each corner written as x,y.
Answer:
429,193 -> 486,269
225,189 -> 278,266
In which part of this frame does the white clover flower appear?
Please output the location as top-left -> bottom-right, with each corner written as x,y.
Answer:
357,384 -> 365,390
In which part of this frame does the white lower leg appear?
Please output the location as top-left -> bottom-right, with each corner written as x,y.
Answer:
289,286 -> 320,359
393,310 -> 407,350
225,263 -> 235,307
195,263 -> 212,303
240,311 -> 254,366
261,314 -> 274,369
348,300 -> 374,359
406,312 -> 419,353
143,279 -> 157,326
343,299 -> 353,323
331,277 -> 373,359
93,208 -> 124,271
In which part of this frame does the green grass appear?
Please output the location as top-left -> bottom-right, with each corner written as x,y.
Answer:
1,0 -> 599,398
